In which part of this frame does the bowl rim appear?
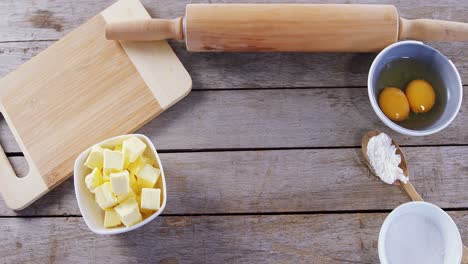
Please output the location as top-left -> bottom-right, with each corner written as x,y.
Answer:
73,134 -> 167,235
368,40 -> 463,136
378,201 -> 463,264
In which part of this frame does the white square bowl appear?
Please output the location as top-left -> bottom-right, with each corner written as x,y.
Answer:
74,134 -> 167,235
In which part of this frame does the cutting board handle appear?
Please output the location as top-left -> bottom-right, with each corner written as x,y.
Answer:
399,18 -> 468,41
105,18 -> 184,41
0,139 -> 47,210
0,143 -> 18,183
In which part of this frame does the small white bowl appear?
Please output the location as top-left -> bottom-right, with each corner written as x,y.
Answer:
379,201 -> 462,264
74,134 -> 167,235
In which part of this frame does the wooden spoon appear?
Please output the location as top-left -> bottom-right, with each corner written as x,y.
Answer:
361,130 -> 422,201
362,130 -> 468,263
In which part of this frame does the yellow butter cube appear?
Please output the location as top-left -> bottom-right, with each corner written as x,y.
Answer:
116,144 -> 131,168
117,190 -> 136,204
110,170 -> 130,196
129,172 -> 139,194
84,168 -> 102,193
103,149 -> 124,171
135,194 -> 142,207
114,197 -> 142,227
84,146 -> 104,169
114,144 -> 122,152
104,209 -> 122,228
140,188 -> 161,211
94,182 -> 118,209
136,164 -> 160,189
123,137 -> 147,163
127,156 -> 146,175
103,169 -> 111,182
142,155 -> 154,166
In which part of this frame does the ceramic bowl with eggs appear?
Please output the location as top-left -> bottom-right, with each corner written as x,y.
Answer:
368,40 -> 463,136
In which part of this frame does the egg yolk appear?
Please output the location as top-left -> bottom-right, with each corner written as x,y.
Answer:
378,87 -> 410,122
405,79 -> 435,113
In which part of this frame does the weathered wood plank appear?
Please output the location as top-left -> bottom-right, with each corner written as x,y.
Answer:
1,212 -> 467,263
174,42 -> 468,89
2,88 -> 466,153
0,41 -> 467,90
0,1 -> 468,88
2,146 -> 468,216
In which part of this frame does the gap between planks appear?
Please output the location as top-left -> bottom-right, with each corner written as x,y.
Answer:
6,143 -> 468,157
3,208 -> 468,219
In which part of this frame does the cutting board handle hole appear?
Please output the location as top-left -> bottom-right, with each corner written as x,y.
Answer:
0,113 -> 28,178
7,156 -> 28,178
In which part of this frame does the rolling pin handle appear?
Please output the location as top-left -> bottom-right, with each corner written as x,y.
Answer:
105,17 -> 184,41
399,17 -> 468,42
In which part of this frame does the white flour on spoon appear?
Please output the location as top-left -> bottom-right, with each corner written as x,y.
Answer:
366,133 -> 409,184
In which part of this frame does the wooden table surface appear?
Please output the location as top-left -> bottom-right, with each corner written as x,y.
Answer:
1,0 -> 468,263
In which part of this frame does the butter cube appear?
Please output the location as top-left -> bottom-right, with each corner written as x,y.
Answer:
104,209 -> 122,228
114,144 -> 122,152
123,137 -> 147,163
110,170 -> 130,196
84,146 -> 104,169
141,188 -> 161,211
127,156 -> 146,175
129,172 -> 139,194
103,149 -> 124,171
117,189 -> 136,203
94,182 -> 118,209
136,164 -> 160,189
135,194 -> 141,207
84,168 -> 102,193
103,169 -> 111,182
142,155 -> 151,163
114,197 -> 142,227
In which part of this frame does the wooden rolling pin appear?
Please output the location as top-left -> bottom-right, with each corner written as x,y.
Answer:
105,4 -> 468,52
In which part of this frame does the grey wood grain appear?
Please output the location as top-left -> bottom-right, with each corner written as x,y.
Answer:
1,1 -> 467,261
0,1 -> 468,88
0,40 -> 467,91
3,146 -> 468,216
1,88 -> 466,153
1,212 -> 467,263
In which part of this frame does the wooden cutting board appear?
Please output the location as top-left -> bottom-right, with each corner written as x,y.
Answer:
0,0 -> 192,210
